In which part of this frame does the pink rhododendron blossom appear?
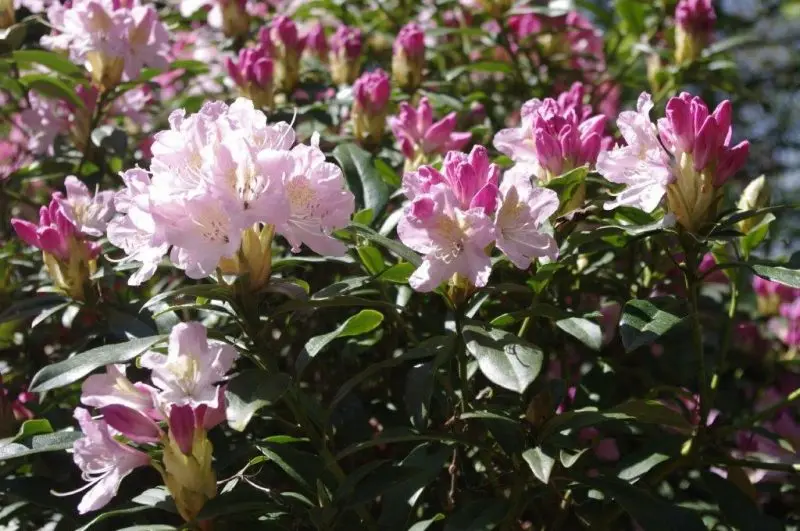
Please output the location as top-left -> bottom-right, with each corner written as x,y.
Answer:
676,0 -> 716,37
69,408 -> 150,513
81,364 -> 156,414
0,133 -> 30,180
596,93 -> 673,212
400,146 -> 559,291
275,136 -> 356,255
140,322 -> 238,411
398,185 -> 496,292
494,83 -> 609,183
657,93 -> 749,186
394,22 -> 425,59
56,176 -> 115,237
403,145 -> 499,214
106,98 -> 354,284
599,92 -> 749,230
43,0 -> 169,84
389,97 -> 471,161
494,172 -> 559,269
11,196 -> 100,261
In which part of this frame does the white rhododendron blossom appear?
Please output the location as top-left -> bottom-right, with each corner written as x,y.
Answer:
106,98 -> 355,284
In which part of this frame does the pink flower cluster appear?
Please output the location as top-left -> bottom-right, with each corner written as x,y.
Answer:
399,146 -> 559,291
598,92 -> 749,214
11,176 -> 113,261
389,97 -> 471,162
675,0 -> 716,36
43,0 -> 169,83
494,83 -> 609,183
68,322 -> 236,513
106,98 -> 355,285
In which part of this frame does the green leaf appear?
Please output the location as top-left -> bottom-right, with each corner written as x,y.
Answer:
329,336 -> 453,413
445,61 -> 514,81
545,166 -> 588,204
408,514 -> 446,531
377,262 -> 416,284
351,223 -> 422,266
29,335 -> 166,392
750,263 -> 800,288
258,442 -> 327,495
352,208 -> 374,225
463,323 -> 544,394
357,245 -> 384,275
374,158 -> 401,188
522,447 -> 556,484
20,74 -> 84,108
405,362 -> 435,429
75,506 -> 165,531
556,317 -> 602,350
225,370 -> 292,431
333,143 -> 390,217
701,471 -> 783,531
0,23 -> 27,53
297,310 -> 384,375
579,476 -> 706,531
12,50 -> 84,77
0,430 -> 82,460
540,400 -> 692,440
443,500 -> 507,530
619,298 -> 688,353
0,294 -> 68,324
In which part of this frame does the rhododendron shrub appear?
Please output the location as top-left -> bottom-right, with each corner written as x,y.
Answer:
0,1 -> 798,530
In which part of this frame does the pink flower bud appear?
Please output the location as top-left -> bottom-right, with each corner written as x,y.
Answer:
353,69 -> 391,114
665,97 -> 694,153
304,22 -> 327,57
102,404 -> 162,443
676,0 -> 716,35
394,22 -> 425,59
168,404 -> 196,456
692,116 -> 718,171
714,140 -> 749,186
330,24 -> 362,60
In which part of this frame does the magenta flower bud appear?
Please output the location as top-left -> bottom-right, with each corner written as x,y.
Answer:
102,404 -> 162,443
394,22 -> 425,59
226,46 -> 275,108
264,15 -> 301,50
714,140 -> 749,186
353,69 -> 390,114
330,25 -> 362,60
388,97 -> 471,168
711,100 -> 732,144
665,97 -> 694,153
304,22 -> 328,58
329,25 -> 363,85
352,69 -> 391,147
676,0 -> 716,35
168,404 -> 196,456
440,145 -> 499,215
692,116 -> 718,171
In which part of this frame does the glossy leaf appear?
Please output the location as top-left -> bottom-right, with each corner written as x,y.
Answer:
225,370 -> 292,431
333,143 -> 390,217
620,298 -> 688,353
29,335 -> 166,392
523,447 -> 556,484
463,323 -> 544,394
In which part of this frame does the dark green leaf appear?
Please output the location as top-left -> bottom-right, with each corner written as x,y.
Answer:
750,263 -> 800,288
701,471 -> 783,531
29,335 -> 166,392
620,298 -> 688,353
579,476 -> 706,531
0,294 -> 68,324
463,323 -> 544,394
350,222 -> 422,266
297,310 -> 384,375
12,50 -> 84,76
225,370 -> 292,431
522,447 -> 556,484
377,262 -> 416,284
333,143 -> 390,217
258,442 -> 327,495
0,430 -> 83,460
556,317 -> 602,350
20,74 -> 84,108
405,362 -> 435,428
